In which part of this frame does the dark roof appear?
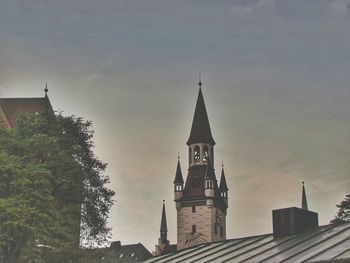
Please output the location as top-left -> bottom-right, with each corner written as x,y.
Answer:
0,97 -> 54,127
84,242 -> 153,263
173,159 -> 184,184
182,166 -> 211,199
219,167 -> 228,191
144,223 -> 350,263
182,166 -> 226,208
302,182 -> 309,210
160,201 -> 167,232
187,87 -> 215,146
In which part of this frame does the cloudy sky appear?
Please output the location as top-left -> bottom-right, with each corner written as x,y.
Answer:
1,0 -> 350,251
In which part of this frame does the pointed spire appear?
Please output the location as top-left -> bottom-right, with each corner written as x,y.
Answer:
187,80 -> 215,146
160,200 -> 168,241
219,164 -> 228,191
173,158 -> 184,184
302,182 -> 308,210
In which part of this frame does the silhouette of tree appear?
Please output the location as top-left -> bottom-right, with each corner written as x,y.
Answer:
331,194 -> 350,224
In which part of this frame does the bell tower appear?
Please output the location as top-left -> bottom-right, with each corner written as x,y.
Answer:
174,79 -> 228,250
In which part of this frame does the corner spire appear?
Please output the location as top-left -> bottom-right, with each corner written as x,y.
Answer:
160,200 -> 168,241
174,158 -> 184,184
187,79 -> 215,145
219,165 -> 228,191
302,182 -> 308,210
44,82 -> 49,97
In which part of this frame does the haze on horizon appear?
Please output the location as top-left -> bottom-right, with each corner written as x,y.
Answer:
1,0 -> 350,251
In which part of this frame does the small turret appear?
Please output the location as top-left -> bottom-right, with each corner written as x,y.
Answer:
160,200 -> 168,242
174,157 -> 184,204
154,200 -> 173,256
219,164 -> 229,207
302,181 -> 308,210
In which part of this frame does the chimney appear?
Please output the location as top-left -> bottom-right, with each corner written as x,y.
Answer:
272,207 -> 319,237
110,241 -> 122,249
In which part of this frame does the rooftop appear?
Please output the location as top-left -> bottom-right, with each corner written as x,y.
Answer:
0,97 -> 53,127
144,222 -> 350,263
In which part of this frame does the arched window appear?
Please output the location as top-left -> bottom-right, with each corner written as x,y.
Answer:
203,146 -> 209,161
194,145 -> 200,162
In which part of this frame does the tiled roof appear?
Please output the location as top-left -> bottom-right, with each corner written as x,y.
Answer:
0,97 -> 53,127
144,223 -> 350,263
85,242 -> 153,263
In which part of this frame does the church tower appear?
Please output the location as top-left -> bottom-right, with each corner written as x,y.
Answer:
174,79 -> 228,250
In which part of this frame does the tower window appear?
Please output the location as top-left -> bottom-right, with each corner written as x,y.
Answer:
203,146 -> 209,161
194,145 -> 200,162
214,223 -> 218,235
192,206 -> 196,213
192,225 -> 196,234
220,226 -> 224,237
189,147 -> 192,164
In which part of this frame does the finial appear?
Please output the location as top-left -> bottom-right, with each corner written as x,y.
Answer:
302,181 -> 304,185
222,161 -> 224,169
163,199 -> 165,204
44,82 -> 48,97
198,73 -> 202,87
178,152 -> 180,160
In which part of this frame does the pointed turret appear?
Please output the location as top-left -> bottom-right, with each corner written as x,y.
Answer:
219,164 -> 229,207
174,157 -> 184,203
187,84 -> 215,146
154,200 -> 173,256
160,200 -> 168,241
219,165 -> 228,192
173,158 -> 184,184
302,182 -> 308,210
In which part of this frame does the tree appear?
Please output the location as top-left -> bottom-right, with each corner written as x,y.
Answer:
331,194 -> 350,224
0,112 -> 115,263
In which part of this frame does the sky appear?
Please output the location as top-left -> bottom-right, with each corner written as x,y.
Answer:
1,0 -> 350,252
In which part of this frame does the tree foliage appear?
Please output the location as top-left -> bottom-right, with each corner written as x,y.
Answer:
331,194 -> 350,224
0,112 -> 115,263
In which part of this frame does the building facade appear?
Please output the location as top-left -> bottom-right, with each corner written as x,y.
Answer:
174,81 -> 229,250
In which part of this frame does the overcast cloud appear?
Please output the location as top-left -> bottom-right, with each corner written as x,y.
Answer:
1,0 -> 350,251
